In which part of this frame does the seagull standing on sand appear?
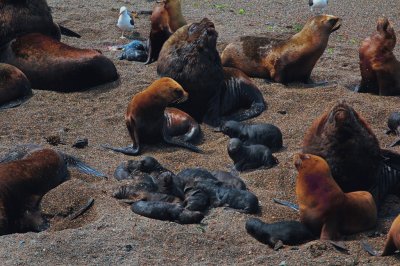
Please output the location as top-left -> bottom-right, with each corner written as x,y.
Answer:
309,0 -> 328,14
117,6 -> 134,39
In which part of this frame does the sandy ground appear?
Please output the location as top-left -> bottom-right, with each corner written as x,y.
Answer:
0,0 -> 400,265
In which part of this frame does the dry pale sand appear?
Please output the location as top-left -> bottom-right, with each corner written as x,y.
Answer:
0,0 -> 400,265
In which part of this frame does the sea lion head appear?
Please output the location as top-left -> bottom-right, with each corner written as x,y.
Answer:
149,77 -> 188,104
138,156 -> 162,172
294,153 -> 331,178
186,18 -> 218,49
228,138 -> 243,154
305,15 -> 341,34
221,120 -> 241,138
375,17 -> 396,51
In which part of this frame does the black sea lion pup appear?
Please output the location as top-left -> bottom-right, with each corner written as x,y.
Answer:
211,170 -> 247,190
228,138 -> 278,172
114,190 -> 181,204
131,201 -> 203,224
183,188 -> 210,212
175,168 -> 217,191
295,153 -> 377,240
221,15 -> 341,84
0,33 -> 118,91
220,120 -> 283,152
0,63 -> 32,109
195,180 -> 259,214
386,112 -> 400,147
245,218 -> 315,247
357,18 -> 400,95
101,77 -> 201,155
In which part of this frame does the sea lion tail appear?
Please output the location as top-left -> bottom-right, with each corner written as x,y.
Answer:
62,153 -> 107,178
59,25 -> 81,38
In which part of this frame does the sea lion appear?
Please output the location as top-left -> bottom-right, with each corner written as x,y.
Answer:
228,138 -> 278,172
131,201 -> 204,224
386,112 -> 400,147
302,101 -> 400,206
0,63 -> 32,109
220,120 -> 283,152
211,170 -> 247,190
356,17 -> 400,96
101,77 -> 201,155
382,214 -> 400,256
221,15 -> 341,83
183,188 -> 210,212
145,0 -> 186,64
0,33 -> 118,91
245,218 -> 315,247
294,153 -> 377,240
0,145 -> 105,235
157,18 -> 266,126
114,190 -> 181,204
175,168 -> 218,191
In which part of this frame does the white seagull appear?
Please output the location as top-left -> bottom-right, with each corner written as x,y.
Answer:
117,6 -> 134,39
309,0 -> 328,14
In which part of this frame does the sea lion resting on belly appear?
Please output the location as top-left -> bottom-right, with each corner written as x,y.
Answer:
0,144 -> 105,235
294,153 -> 377,240
157,18 -> 266,127
221,15 -> 341,84
0,63 -> 32,109
356,17 -> 400,96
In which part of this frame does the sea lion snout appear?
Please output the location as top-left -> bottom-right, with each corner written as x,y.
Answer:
328,16 -> 341,33
293,153 -> 310,169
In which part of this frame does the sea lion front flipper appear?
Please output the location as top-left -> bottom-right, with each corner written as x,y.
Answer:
272,198 -> 300,212
361,241 -> 378,256
162,122 -> 202,153
101,144 -> 140,156
389,138 -> 400,147
58,25 -> 81,38
220,67 -> 266,122
62,153 -> 107,178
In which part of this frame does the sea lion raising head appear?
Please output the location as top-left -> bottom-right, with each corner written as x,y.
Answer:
294,153 -> 377,240
221,15 -> 341,84
357,17 -> 400,95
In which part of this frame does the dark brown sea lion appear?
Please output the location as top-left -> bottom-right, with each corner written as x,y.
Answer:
101,77 -> 201,155
382,214 -> 400,256
0,144 -> 105,235
0,63 -> 32,109
145,0 -> 186,64
356,18 -> 400,95
294,153 -> 377,240
0,33 -> 118,91
221,15 -> 341,84
386,112 -> 400,147
228,138 -> 278,172
302,101 -> 400,207
245,218 -> 315,247
157,18 -> 266,126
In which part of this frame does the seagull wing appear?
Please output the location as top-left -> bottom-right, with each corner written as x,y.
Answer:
308,0 -> 313,6
130,17 -> 134,26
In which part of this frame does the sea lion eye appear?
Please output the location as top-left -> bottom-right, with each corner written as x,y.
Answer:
188,24 -> 198,35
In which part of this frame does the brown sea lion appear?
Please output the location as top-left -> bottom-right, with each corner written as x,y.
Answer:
0,63 -> 32,109
157,18 -> 266,126
356,18 -> 400,95
294,153 -> 377,240
0,144 -> 105,235
382,214 -> 400,256
145,0 -> 186,64
302,101 -> 400,207
101,77 -> 201,155
221,15 -> 341,84
0,33 -> 118,91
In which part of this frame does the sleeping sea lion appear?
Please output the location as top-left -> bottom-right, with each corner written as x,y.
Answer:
145,0 -> 186,64
102,77 -> 201,155
302,101 -> 400,207
221,15 -> 341,84
0,63 -> 32,109
157,18 -> 266,126
356,17 -> 400,96
294,153 -> 377,240
220,120 -> 283,152
382,214 -> 400,256
228,138 -> 278,172
0,144 -> 105,235
0,33 -> 118,91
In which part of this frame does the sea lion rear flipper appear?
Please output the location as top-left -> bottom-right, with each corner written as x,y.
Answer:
272,198 -> 300,212
162,119 -> 202,153
221,68 -> 266,122
62,153 -> 107,178
361,241 -> 378,256
58,25 -> 81,38
100,144 -> 140,156
389,138 -> 400,147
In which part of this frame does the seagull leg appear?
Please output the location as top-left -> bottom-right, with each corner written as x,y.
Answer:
120,31 -> 126,39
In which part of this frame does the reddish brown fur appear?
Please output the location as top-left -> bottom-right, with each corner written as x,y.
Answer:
0,63 -> 31,105
0,149 -> 67,235
294,153 -> 377,240
164,107 -> 199,137
0,33 -> 118,91
125,77 -> 188,147
382,215 -> 400,256
358,17 -> 400,95
221,15 -> 341,83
